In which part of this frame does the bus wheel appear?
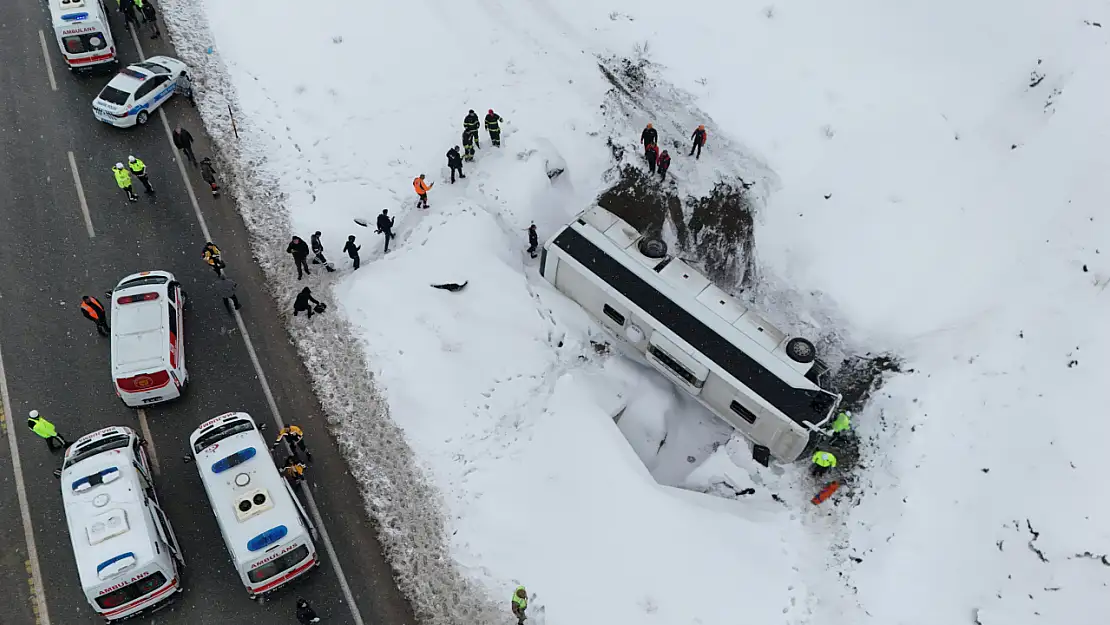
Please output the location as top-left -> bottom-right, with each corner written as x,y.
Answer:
785,337 -> 816,364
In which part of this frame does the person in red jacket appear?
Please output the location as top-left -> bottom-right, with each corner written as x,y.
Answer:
645,142 -> 659,174
690,124 -> 707,159
657,150 -> 671,181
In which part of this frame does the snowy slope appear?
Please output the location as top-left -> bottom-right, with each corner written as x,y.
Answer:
158,0 -> 1110,624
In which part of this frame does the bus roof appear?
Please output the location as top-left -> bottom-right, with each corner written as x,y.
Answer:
189,413 -> 309,566
60,428 -> 158,592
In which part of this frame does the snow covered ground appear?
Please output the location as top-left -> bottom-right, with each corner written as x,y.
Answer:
159,0 -> 1110,624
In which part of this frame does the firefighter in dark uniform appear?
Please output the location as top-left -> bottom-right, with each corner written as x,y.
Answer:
462,130 -> 476,162
484,109 -> 503,147
463,109 -> 481,149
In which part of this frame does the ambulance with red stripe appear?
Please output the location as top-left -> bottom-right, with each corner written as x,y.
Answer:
60,426 -> 185,621
188,412 -> 319,599
49,0 -> 118,70
110,271 -> 188,407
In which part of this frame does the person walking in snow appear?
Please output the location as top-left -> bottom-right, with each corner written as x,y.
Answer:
127,155 -> 154,193
463,109 -> 481,149
446,146 -> 465,183
526,223 -> 539,259
212,275 -> 241,313
79,295 -> 110,337
296,598 -> 321,624
376,209 -> 395,253
511,586 -> 528,625
830,411 -> 852,439
287,236 -> 312,279
484,108 -> 503,147
657,150 -> 671,181
310,231 -> 335,272
645,142 -> 659,175
343,235 -> 362,269
811,450 -> 837,478
173,125 -> 198,166
176,71 -> 196,106
113,162 -> 138,202
689,124 -> 707,159
462,130 -> 476,162
413,174 -> 433,209
292,286 -> 321,318
640,122 -> 658,154
202,241 -> 225,277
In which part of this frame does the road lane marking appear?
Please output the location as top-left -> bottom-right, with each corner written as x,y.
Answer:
37,30 -> 58,92
135,409 -> 161,475
0,334 -> 51,624
129,31 -> 368,625
66,151 -> 96,238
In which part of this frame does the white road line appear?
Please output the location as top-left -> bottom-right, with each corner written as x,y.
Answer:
0,335 -> 51,625
130,31 -> 367,625
66,151 -> 96,238
37,30 -> 58,92
135,409 -> 160,475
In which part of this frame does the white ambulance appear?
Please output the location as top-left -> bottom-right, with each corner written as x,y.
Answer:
49,0 -> 118,70
60,426 -> 185,621
110,271 -> 189,407
188,412 -> 319,599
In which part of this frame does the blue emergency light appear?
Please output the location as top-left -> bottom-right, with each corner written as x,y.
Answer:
60,12 -> 89,21
247,525 -> 288,552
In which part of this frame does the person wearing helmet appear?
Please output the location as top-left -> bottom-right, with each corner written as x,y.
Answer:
463,109 -> 481,149
484,108 -> 503,147
689,124 -> 708,159
113,162 -> 138,202
127,155 -> 154,193
446,145 -> 465,183
27,410 -> 67,451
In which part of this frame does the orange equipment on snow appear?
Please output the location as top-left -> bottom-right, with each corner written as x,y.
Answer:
811,481 -> 840,505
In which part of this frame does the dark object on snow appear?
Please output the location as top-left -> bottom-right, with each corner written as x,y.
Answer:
354,218 -> 369,227
314,302 -> 327,313
752,444 -> 771,467
430,281 -> 468,292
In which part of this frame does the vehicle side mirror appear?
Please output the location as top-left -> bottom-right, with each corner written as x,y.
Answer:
258,423 -> 267,432
53,468 -> 62,479
182,455 -> 193,464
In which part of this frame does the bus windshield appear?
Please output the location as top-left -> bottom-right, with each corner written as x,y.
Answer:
193,420 -> 255,454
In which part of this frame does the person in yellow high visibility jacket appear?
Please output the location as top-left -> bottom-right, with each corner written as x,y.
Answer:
27,410 -> 68,451
128,155 -> 154,193
113,163 -> 138,202
511,586 -> 528,624
831,411 -> 852,438
811,450 -> 837,477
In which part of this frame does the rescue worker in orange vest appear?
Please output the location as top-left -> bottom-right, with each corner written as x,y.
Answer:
272,424 -> 313,463
80,295 -> 110,336
413,174 -> 433,209
282,455 -> 307,485
202,241 -> 225,277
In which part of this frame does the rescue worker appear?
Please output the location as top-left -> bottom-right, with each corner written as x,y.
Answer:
645,142 -> 659,174
127,155 -> 154,193
200,157 -> 219,197
272,424 -> 313,463
293,287 -> 321,318
113,163 -> 138,202
310,231 -> 335,272
463,109 -> 481,149
484,108 -> 503,147
376,209 -> 395,253
176,71 -> 196,106
213,275 -> 241,313
511,586 -> 528,625
413,174 -> 433,209
343,235 -> 362,270
118,0 -> 140,30
657,150 -> 671,181
831,411 -> 852,438
27,410 -> 67,451
202,241 -> 225,277
287,236 -> 311,279
640,122 -> 658,151
526,223 -> 539,259
446,146 -> 465,183
462,130 -> 476,162
173,126 -> 198,165
689,124 -> 707,159
282,455 -> 307,485
811,450 -> 837,477
296,598 -> 321,624
80,295 -> 110,336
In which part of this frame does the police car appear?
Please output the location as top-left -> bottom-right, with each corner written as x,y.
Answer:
92,56 -> 188,128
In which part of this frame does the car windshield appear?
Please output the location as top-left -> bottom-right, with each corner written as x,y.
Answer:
63,434 -> 130,470
135,61 -> 170,75
97,86 -> 131,106
193,420 -> 255,454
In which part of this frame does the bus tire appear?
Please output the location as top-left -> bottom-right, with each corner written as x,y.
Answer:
785,337 -> 816,364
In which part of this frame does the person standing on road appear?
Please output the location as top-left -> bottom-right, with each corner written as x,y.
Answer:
413,174 -> 433,209
640,122 -> 658,153
296,598 -> 321,624
282,455 -> 307,485
689,124 -> 707,159
113,163 -> 138,202
118,0 -> 140,31
376,209 -> 395,253
484,108 -> 503,147
202,241 -> 225,277
27,411 -> 67,451
199,157 -> 220,197
173,125 -> 198,166
272,425 -> 313,464
463,109 -> 481,149
176,71 -> 196,107
140,0 -> 160,38
657,150 -> 671,181
127,155 -> 154,193
287,236 -> 311,279
446,145 -> 465,183
310,231 -> 335,272
213,276 -> 241,313
462,130 -> 476,163
80,295 -> 110,336
511,586 -> 528,625
292,287 -> 321,318
343,235 -> 362,269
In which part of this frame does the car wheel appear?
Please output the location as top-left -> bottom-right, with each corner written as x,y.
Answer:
785,337 -> 816,364
137,110 -> 149,125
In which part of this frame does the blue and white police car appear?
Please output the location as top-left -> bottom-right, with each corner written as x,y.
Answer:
92,56 -> 188,128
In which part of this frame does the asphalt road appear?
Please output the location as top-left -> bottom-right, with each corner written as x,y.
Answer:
0,4 -> 414,625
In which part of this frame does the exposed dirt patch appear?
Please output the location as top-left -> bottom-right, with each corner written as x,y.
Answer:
686,182 -> 757,288
597,165 -> 687,245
